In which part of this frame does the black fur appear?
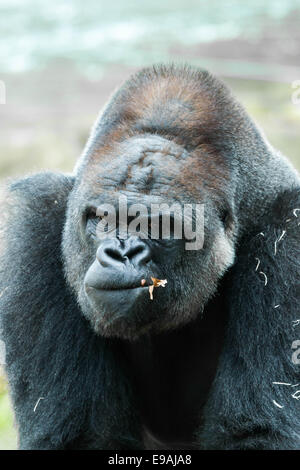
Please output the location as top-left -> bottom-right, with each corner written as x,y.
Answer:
199,189 -> 300,449
0,174 -> 141,449
0,66 -> 299,449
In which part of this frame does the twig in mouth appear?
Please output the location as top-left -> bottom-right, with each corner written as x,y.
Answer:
145,277 -> 168,300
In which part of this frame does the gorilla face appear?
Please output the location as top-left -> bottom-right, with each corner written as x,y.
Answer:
63,139 -> 236,340
63,70 -> 238,340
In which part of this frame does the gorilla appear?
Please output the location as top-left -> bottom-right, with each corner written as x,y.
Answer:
0,65 -> 299,450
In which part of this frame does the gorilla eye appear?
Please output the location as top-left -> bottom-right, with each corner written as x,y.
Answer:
85,208 -> 103,237
86,207 -> 99,223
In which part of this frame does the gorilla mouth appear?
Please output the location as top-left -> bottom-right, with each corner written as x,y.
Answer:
86,285 -> 148,292
86,277 -> 167,300
84,276 -> 168,327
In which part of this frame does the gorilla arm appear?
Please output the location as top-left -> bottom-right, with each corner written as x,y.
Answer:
0,173 -> 141,450
199,189 -> 300,450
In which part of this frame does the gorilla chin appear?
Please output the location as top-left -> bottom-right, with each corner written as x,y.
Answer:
85,286 -> 150,337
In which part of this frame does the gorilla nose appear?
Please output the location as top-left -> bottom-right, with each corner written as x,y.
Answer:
96,237 -> 151,269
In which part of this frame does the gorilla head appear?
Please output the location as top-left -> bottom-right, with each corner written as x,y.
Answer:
62,66 -> 240,340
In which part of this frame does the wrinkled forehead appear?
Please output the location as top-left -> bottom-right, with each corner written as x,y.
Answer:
78,134 -> 230,205
86,136 -> 187,193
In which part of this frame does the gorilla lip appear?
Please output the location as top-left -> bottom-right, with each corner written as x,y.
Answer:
86,277 -> 168,297
86,284 -> 148,292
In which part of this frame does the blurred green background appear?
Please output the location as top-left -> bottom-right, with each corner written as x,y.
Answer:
0,0 -> 299,450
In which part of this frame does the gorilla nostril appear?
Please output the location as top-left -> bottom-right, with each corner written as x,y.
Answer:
125,243 -> 151,266
124,244 -> 143,259
105,248 -> 124,263
96,243 -> 125,267
96,238 -> 152,268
